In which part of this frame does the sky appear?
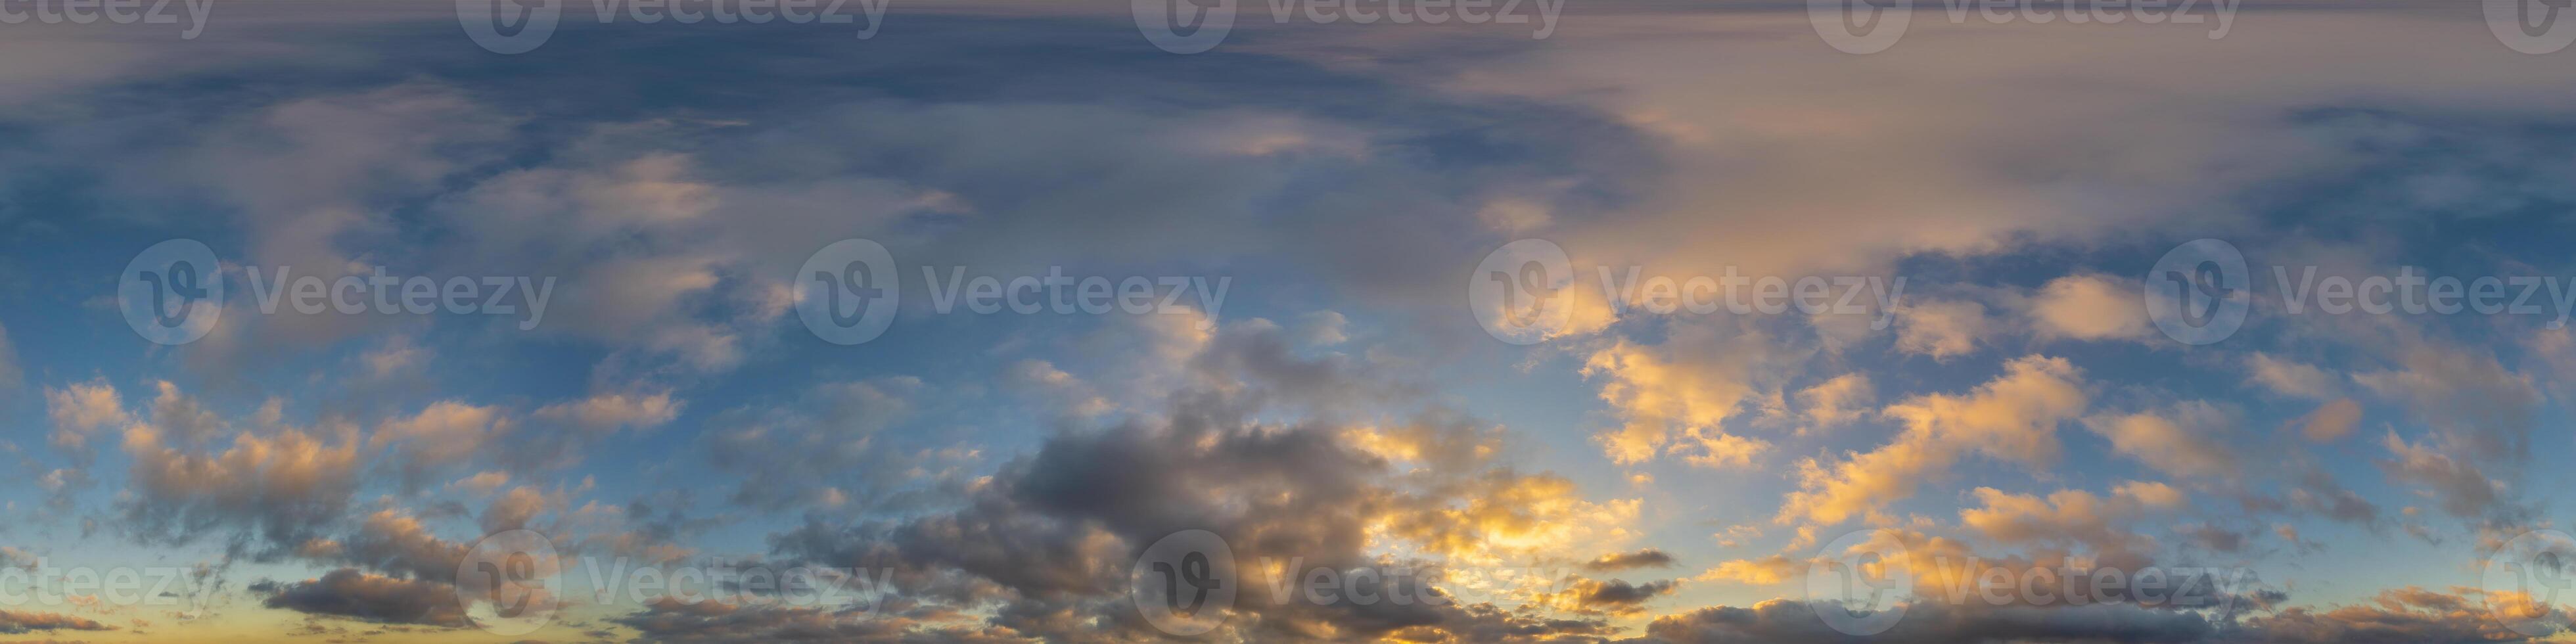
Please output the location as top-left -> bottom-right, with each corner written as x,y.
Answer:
3,0 -> 2576,642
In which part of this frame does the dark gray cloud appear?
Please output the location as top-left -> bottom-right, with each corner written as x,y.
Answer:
1580,549 -> 1676,572
256,567 -> 468,628
0,609 -> 112,633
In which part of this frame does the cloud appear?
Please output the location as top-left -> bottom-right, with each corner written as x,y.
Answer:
255,568 -> 467,628
1638,599 -> 2213,644
2376,432 -> 2504,521
2247,354 -> 2341,401
118,418 -> 363,554
1548,578 -> 1676,615
2298,399 -> 2363,443
371,402 -> 511,485
1780,356 -> 2088,526
609,597 -> 938,643
1795,373 -> 1874,433
1958,487 -> 2160,555
1581,321 -> 1791,468
747,318 -> 1646,641
533,391 -> 681,432
2084,403 -> 2240,482
1893,299 -> 1990,359
1581,549 -> 1676,572
43,379 -> 127,454
0,609 -> 112,633
1697,555 -> 1799,586
2027,274 -> 2154,342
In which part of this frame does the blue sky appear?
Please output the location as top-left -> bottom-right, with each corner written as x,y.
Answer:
2,1 -> 2576,642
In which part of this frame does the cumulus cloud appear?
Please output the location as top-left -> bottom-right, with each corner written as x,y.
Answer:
2025,274 -> 2154,342
255,568 -> 467,628
2084,403 -> 2241,482
44,379 -> 127,454
1795,373 -> 1874,434
1893,299 -> 1990,359
119,417 -> 363,555
1781,356 -> 2088,526
1581,321 -> 1791,469
2298,399 -> 2363,443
